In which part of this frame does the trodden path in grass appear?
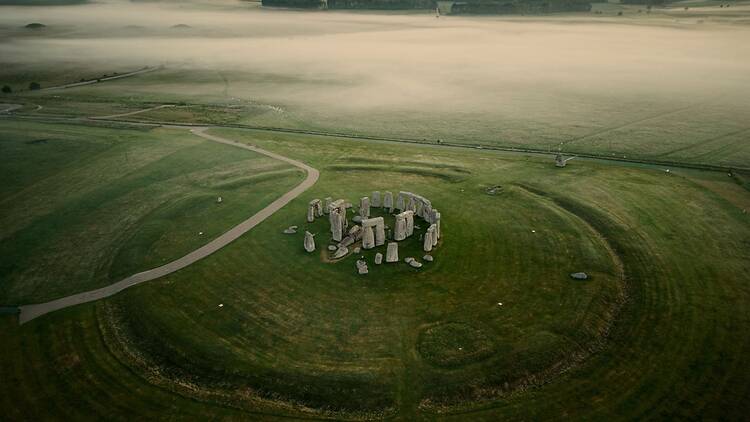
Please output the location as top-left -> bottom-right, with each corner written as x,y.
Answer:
17,127 -> 319,324
89,104 -> 175,120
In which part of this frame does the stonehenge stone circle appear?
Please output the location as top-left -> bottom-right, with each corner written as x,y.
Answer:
304,190 -> 440,273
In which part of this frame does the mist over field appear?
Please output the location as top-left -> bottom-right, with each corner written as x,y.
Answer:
2,0 -> 749,161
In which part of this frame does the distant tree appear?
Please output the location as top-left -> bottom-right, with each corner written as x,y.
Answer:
29,82 -> 41,90
1,85 -> 11,94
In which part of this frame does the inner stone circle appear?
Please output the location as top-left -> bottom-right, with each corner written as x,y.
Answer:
303,191 -> 441,274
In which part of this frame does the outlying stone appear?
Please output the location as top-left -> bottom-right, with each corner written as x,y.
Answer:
570,272 -> 589,280
356,259 -> 369,275
304,231 -> 315,252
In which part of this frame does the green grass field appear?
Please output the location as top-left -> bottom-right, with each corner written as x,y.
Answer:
1,120 -> 748,419
1,1 -> 750,419
0,120 -> 303,304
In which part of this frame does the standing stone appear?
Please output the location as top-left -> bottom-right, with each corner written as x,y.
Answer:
434,211 -> 441,239
375,221 -> 385,246
324,197 -> 333,214
386,242 -> 399,263
423,225 -> 435,252
363,217 -> 385,247
374,253 -> 383,264
394,213 -> 407,241
330,209 -> 344,242
359,197 -> 370,219
422,202 -> 432,221
362,225 -> 375,250
396,192 -> 406,211
307,199 -> 322,223
304,231 -> 315,253
405,210 -> 415,237
407,195 -> 417,213
372,191 -> 381,207
383,191 -> 394,212
431,223 -> 438,247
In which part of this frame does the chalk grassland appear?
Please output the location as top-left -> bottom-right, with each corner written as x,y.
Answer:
0,123 -> 748,419
0,120 -> 304,304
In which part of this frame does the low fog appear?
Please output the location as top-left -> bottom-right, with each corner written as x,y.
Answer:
1,0 -> 749,148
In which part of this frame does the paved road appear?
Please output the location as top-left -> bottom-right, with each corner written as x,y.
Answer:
18,127 -> 319,324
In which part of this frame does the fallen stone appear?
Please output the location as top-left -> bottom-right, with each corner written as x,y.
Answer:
570,272 -> 589,280
374,253 -> 383,264
327,245 -> 337,251
283,226 -> 297,234
332,246 -> 349,259
340,237 -> 354,248
409,260 -> 423,268
352,215 -> 363,224
353,247 -> 361,254
423,254 -> 433,262
404,257 -> 415,264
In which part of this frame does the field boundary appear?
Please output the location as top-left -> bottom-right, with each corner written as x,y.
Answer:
3,112 -> 746,173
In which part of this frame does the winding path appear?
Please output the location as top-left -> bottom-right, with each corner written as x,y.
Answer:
18,127 -> 319,324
